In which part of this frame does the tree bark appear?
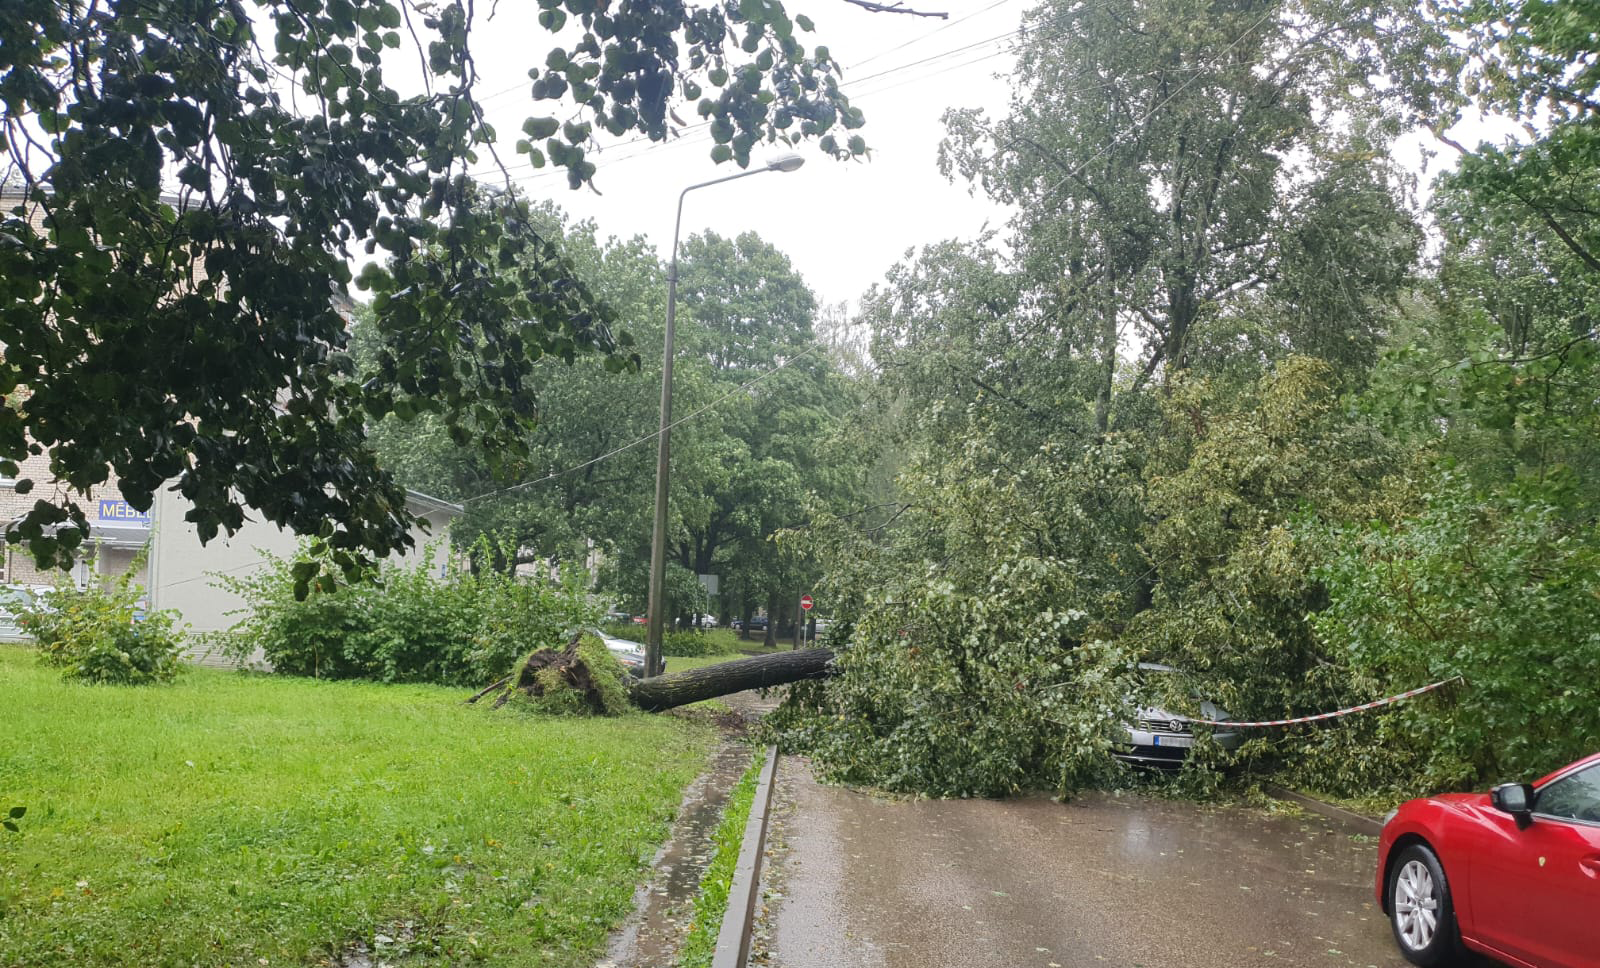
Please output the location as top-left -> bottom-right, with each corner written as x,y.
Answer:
763,591 -> 778,647
627,649 -> 834,712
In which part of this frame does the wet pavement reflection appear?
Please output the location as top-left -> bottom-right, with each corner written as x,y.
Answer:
752,758 -> 1414,968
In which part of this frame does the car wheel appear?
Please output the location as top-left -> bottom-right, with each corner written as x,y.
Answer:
1387,844 -> 1463,967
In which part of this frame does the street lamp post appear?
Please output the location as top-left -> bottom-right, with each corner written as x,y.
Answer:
645,153 -> 805,677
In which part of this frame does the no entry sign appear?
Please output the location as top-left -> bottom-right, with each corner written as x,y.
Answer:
800,594 -> 814,611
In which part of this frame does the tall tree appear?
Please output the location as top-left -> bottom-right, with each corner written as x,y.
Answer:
653,230 -> 861,626
1433,0 -> 1600,276
358,202 -> 669,567
940,0 -> 1426,429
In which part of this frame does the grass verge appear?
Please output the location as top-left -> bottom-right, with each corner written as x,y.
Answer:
0,646 -> 716,967
666,652 -> 763,673
675,746 -> 767,968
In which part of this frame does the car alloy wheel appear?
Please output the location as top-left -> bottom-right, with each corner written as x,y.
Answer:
1394,859 -> 1438,950
1386,844 -> 1462,967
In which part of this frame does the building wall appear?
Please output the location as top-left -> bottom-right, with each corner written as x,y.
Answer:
4,457 -> 456,666
150,489 -> 455,666
1,452 -> 150,590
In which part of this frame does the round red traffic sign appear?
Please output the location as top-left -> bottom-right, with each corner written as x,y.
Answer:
800,594 -> 814,611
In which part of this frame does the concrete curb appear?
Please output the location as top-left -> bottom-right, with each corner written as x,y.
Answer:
710,745 -> 780,968
1265,784 -> 1384,836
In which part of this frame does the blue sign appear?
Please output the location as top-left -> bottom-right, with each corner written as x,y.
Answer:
97,499 -> 151,528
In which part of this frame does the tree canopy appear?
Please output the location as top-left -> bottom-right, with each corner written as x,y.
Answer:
0,0 -> 864,588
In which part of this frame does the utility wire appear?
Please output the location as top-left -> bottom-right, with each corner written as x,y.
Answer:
849,0 -> 1019,69
467,25 -> 1025,181
481,50 -> 1229,189
847,27 -> 1022,87
462,339 -> 828,505
476,0 -> 1021,106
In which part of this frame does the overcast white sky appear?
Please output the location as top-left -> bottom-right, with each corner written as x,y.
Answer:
462,0 -> 1027,310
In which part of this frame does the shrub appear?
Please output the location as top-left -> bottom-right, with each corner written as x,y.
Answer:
599,624 -> 719,656
22,554 -> 184,685
214,539 -> 598,686
1309,478 -> 1600,792
662,629 -> 718,657
601,621 -> 646,644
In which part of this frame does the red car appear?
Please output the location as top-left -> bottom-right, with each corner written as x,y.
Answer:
1376,751 -> 1600,968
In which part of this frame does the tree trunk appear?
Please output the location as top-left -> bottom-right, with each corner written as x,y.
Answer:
627,649 -> 834,712
763,591 -> 778,647
1094,281 -> 1116,433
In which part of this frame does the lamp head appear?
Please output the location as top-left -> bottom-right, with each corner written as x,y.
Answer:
766,152 -> 806,173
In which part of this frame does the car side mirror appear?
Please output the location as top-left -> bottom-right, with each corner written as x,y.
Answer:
1491,782 -> 1536,828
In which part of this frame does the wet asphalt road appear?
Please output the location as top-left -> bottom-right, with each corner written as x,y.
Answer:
751,758 -> 1413,968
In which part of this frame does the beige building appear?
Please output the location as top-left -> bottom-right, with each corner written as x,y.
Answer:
2,453 -> 460,663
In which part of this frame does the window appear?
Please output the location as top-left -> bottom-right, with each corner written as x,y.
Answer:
1536,764 -> 1600,824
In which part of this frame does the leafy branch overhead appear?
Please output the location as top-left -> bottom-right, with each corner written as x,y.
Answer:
0,0 -> 866,583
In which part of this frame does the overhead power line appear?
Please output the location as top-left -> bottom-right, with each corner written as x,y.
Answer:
477,0 -> 1022,106
849,0 -> 1020,70
467,25 -> 1025,182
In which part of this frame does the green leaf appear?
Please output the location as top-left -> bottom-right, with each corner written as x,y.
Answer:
522,117 -> 560,140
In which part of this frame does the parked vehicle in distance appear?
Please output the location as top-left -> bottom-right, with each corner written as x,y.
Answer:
590,629 -> 659,678
0,585 -> 47,642
733,615 -> 769,633
1376,751 -> 1600,968
1113,662 -> 1243,767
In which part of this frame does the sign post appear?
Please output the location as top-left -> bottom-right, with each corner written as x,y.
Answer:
799,595 -> 814,649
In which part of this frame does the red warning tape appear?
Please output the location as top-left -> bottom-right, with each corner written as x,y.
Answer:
1189,676 -> 1464,728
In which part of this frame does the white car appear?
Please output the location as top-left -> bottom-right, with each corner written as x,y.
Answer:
1114,663 -> 1244,767
591,629 -> 656,677
0,585 -> 48,642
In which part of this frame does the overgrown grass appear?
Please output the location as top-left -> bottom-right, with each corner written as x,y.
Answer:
0,647 -> 716,967
676,747 -> 766,968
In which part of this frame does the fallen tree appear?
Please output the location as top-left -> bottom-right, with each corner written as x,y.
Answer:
467,643 -> 835,714
465,635 -> 633,715
628,649 -> 836,712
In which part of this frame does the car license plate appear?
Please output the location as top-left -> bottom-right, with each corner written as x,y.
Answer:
1152,735 -> 1193,748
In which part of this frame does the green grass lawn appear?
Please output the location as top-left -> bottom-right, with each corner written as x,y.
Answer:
0,647 -> 717,967
665,649 -> 783,673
